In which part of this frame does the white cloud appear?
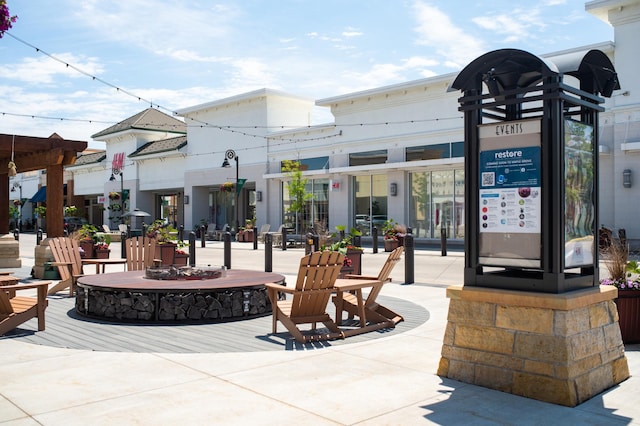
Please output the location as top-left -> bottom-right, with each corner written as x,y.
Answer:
411,1 -> 485,69
0,54 -> 104,84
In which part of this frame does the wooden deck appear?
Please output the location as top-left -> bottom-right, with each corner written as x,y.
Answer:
1,294 -> 429,352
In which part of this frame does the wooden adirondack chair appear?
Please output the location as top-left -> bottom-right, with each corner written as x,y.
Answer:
265,251 -> 346,343
125,236 -> 158,271
0,280 -> 51,335
334,246 -> 404,326
48,237 -> 84,296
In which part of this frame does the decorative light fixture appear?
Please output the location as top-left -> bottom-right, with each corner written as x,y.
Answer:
390,183 -> 398,196
222,149 -> 240,232
623,169 -> 632,188
256,191 -> 262,202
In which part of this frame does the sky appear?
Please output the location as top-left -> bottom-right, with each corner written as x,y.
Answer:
0,0 -> 614,148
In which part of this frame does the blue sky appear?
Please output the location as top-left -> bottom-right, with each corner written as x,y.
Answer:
0,0 -> 613,148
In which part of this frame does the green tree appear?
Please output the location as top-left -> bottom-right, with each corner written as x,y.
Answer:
283,160 -> 313,235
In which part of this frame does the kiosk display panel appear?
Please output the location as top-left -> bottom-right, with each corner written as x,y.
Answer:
478,119 -> 542,268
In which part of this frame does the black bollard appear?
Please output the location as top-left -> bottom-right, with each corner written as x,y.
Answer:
224,231 -> 232,269
441,227 -> 447,256
404,233 -> 415,284
253,230 -> 258,250
265,233 -> 273,272
178,225 -> 184,241
372,227 -> 378,253
201,225 -> 206,247
313,234 -> 319,252
126,224 -> 131,239
120,232 -> 127,258
353,234 -> 361,248
36,228 -> 43,245
189,232 -> 196,266
13,228 -> 19,241
281,226 -> 287,251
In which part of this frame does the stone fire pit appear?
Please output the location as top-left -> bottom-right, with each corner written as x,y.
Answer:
75,270 -> 285,323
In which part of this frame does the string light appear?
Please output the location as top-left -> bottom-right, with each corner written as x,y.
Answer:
3,32 -> 463,144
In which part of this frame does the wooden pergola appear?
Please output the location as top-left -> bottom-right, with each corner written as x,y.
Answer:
0,133 -> 88,238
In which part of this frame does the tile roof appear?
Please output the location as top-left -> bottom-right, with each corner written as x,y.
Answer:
91,108 -> 186,138
129,135 -> 187,157
74,151 -> 107,166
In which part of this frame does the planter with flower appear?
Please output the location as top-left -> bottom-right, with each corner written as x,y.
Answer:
174,248 -> 190,265
147,220 -> 188,266
108,191 -> 121,200
382,219 -> 406,251
75,224 -> 100,258
600,237 -> 640,343
220,182 -> 234,193
325,226 -> 363,277
93,234 -> 111,259
238,218 -> 256,242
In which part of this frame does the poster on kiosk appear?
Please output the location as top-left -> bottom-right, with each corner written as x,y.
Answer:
478,119 -> 542,268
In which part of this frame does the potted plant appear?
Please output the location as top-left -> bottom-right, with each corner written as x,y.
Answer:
147,219 -> 185,265
242,218 -> 256,242
382,219 -> 401,251
174,248 -> 189,265
601,237 -> 640,343
220,182 -> 234,193
325,226 -> 363,276
108,191 -> 121,200
93,234 -> 111,259
75,224 -> 99,258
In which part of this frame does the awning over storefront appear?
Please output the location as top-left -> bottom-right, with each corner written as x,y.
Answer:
30,187 -> 46,203
29,184 -> 67,203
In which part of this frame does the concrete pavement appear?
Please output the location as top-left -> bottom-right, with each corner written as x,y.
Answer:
1,233 -> 638,425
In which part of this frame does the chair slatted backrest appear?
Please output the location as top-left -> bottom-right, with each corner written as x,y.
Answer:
291,251 -> 344,317
125,236 -> 157,271
49,237 -> 83,282
367,246 -> 403,305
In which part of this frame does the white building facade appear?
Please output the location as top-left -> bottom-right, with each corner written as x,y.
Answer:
64,0 -> 640,245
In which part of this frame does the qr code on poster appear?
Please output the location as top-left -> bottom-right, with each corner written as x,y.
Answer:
482,172 -> 495,187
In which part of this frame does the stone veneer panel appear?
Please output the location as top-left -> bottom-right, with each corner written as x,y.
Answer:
438,285 -> 630,407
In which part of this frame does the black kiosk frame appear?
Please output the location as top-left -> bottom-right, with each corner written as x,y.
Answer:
451,49 -> 619,293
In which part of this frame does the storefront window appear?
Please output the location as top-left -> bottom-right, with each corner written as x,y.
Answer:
409,169 -> 464,238
354,175 -> 388,236
282,178 -> 329,234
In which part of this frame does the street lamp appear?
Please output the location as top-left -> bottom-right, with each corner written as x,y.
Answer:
221,149 -> 239,232
109,169 -> 124,224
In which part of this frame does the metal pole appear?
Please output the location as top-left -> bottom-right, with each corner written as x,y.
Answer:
405,233 -> 415,284
224,231 -> 232,269
372,227 -> 378,253
441,227 -> 447,256
200,225 -> 206,247
189,232 -> 196,266
265,233 -> 273,272
281,226 -> 287,251
235,156 -> 240,233
120,232 -> 126,258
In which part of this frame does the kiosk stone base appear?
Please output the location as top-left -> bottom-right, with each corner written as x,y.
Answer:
438,285 -> 629,407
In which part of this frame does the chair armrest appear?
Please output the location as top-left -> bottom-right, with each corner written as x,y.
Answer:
343,274 -> 377,280
265,282 -> 294,294
51,261 -> 73,267
1,281 -> 51,291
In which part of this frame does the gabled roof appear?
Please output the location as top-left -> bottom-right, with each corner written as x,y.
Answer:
129,135 -> 187,158
74,151 -> 107,166
91,108 -> 186,139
